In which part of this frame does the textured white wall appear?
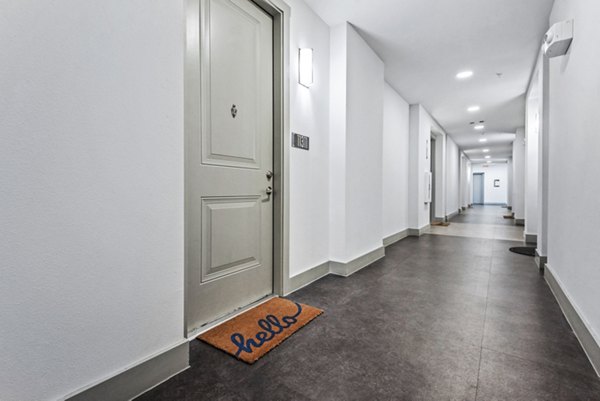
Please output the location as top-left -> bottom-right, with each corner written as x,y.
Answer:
547,0 -> 600,356
0,2 -> 185,400
344,23 -> 385,258
445,136 -> 460,216
512,127 -> 526,220
382,83 -> 410,238
288,0 -> 331,276
525,91 -> 539,236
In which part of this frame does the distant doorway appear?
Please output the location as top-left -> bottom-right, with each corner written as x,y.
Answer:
473,173 -> 485,205
430,137 -> 437,222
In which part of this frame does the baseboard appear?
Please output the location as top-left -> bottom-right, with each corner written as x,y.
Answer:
535,249 -> 547,270
408,225 -> 430,237
515,218 -> 525,226
287,261 -> 330,295
330,246 -> 385,277
525,233 -> 537,244
383,229 -> 409,247
446,210 -> 459,220
545,265 -> 600,377
65,340 -> 189,401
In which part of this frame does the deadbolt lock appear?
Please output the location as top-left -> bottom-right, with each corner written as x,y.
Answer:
266,170 -> 273,180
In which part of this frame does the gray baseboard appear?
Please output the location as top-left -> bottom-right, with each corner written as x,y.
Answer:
446,210 -> 459,220
408,225 -> 430,237
383,229 -> 409,247
545,265 -> 600,377
287,261 -> 330,295
515,218 -> 525,226
66,340 -> 189,401
525,233 -> 538,244
330,246 -> 385,277
535,249 -> 547,270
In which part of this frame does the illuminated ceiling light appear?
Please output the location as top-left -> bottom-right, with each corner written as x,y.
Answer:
467,105 -> 480,112
483,149 -> 490,153
298,48 -> 314,88
485,155 -> 491,159
486,160 -> 492,164
456,70 -> 474,79
479,138 -> 488,143
474,125 -> 485,130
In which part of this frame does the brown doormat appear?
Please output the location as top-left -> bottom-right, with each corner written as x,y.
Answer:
431,221 -> 450,226
198,297 -> 323,364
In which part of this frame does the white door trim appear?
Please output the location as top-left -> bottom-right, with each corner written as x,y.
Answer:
183,0 -> 290,337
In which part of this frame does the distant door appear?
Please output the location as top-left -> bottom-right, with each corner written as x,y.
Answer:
473,173 -> 484,205
187,0 -> 274,334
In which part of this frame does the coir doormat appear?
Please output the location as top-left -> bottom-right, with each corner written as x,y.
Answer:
198,297 -> 323,364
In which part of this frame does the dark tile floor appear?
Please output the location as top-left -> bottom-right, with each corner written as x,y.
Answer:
450,205 -> 515,226
138,235 -> 600,401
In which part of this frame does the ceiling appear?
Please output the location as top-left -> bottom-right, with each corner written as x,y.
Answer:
303,0 -> 554,161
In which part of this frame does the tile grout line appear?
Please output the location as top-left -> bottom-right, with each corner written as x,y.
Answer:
474,245 -> 495,401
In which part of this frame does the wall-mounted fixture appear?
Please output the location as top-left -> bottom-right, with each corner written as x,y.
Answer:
298,48 -> 314,88
543,20 -> 573,58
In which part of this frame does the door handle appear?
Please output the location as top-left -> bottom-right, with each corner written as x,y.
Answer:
266,186 -> 273,195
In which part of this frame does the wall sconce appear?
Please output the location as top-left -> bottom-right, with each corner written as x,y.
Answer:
298,48 -> 313,88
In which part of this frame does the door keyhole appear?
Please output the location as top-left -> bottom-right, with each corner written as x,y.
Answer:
231,104 -> 238,118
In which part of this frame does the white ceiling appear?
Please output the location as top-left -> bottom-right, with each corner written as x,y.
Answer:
303,0 -> 554,161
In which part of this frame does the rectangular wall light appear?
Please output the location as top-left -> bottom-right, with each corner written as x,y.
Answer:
298,48 -> 313,88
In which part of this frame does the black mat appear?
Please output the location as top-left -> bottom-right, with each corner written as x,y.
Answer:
509,246 -> 536,257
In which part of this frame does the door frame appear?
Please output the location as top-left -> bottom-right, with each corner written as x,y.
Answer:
473,172 -> 485,205
183,0 -> 290,337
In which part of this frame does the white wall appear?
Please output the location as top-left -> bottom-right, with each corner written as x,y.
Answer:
445,136 -> 460,217
547,0 -> 600,361
409,105 -> 448,228
507,158 -> 513,208
328,24 -> 348,262
382,83 -> 410,238
472,163 -> 508,205
288,0 -> 331,276
0,2 -> 185,400
525,88 -> 540,237
512,127 -> 526,220
330,23 -> 384,261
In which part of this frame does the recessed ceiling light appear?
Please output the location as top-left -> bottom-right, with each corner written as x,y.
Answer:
486,160 -> 492,164
479,138 -> 488,143
483,149 -> 490,153
467,106 -> 480,112
456,70 -> 474,79
474,125 -> 485,130
485,155 -> 491,159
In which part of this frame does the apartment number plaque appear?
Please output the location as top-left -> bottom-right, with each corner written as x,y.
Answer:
292,133 -> 310,151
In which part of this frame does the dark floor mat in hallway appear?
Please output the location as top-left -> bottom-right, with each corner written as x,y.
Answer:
509,246 -> 536,256
198,297 -> 323,364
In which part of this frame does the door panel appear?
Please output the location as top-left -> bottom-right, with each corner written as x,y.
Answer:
188,0 -> 273,333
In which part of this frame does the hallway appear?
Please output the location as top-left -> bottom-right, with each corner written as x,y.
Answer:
426,205 -> 524,242
139,233 -> 600,400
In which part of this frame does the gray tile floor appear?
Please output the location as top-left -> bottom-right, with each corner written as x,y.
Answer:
138,213 -> 600,400
425,206 -> 524,241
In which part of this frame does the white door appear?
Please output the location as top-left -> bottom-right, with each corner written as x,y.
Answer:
187,0 -> 274,334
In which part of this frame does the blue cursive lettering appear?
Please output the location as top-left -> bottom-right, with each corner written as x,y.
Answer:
231,302 -> 303,356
